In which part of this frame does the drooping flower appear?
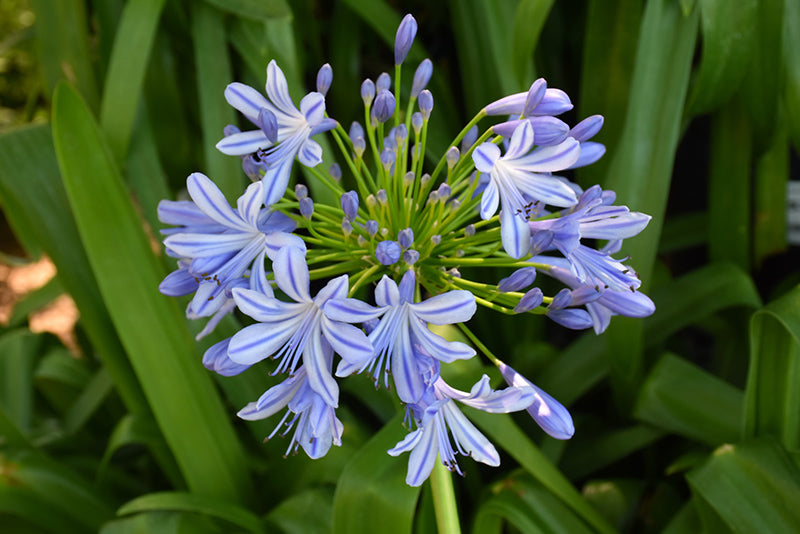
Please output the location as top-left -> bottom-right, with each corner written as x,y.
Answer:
388,375 -> 535,486
497,363 -> 574,439
228,246 -> 374,407
324,270 -> 476,403
237,365 -> 344,459
528,185 -> 651,292
159,173 -> 304,321
216,60 -> 337,205
472,121 -> 581,258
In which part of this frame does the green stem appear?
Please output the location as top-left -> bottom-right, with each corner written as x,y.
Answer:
431,460 -> 461,534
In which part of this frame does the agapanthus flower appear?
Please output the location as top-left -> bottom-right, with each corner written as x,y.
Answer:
228,246 -> 373,407
159,173 -> 303,321
237,365 -> 344,459
528,185 -> 651,292
388,375 -> 535,486
472,121 -> 581,258
324,270 -> 476,404
498,363 -> 574,439
216,60 -> 337,205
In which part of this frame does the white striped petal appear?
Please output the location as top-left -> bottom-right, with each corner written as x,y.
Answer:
238,182 -> 265,227
392,320 -> 426,403
408,319 -> 475,363
274,246 -> 311,302
228,321 -> 300,365
224,82 -> 270,123
374,275 -> 401,307
232,287 -> 306,323
321,316 -> 373,365
265,60 -> 298,116
504,121 -> 535,159
410,290 -> 476,324
303,322 -> 339,407
499,201 -> 531,259
263,231 -> 306,261
480,179 -> 499,220
215,130 -> 271,156
515,137 -> 580,172
323,298 -> 385,323
164,232 -> 252,260
187,173 -> 251,231
442,403 -> 499,465
403,424 -> 437,487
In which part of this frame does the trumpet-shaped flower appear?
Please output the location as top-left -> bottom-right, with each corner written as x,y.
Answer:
388,375 -> 535,486
324,270 -> 476,404
498,363 -> 574,439
160,173 -> 304,318
228,246 -> 373,407
472,121 -> 580,258
217,60 -> 337,205
238,365 -> 344,459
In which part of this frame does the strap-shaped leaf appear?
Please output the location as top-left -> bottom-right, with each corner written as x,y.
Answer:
117,491 -> 266,533
687,439 -> 800,533
600,0 -> 699,405
634,353 -> 743,446
467,409 -> 617,534
744,284 -> 800,449
52,82 -> 251,503
332,416 -> 421,534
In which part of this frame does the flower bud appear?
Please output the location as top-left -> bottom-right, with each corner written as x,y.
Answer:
375,241 -> 401,265
398,228 -> 414,249
497,267 -> 537,292
514,287 -> 543,313
223,124 -> 241,137
299,197 -> 314,219
294,184 -> 308,199
341,218 -> 353,237
411,112 -> 424,135
329,163 -> 342,181
418,90 -> 433,119
460,125 -> 478,152
361,79 -> 375,106
411,58 -> 433,97
394,14 -> 417,65
403,249 -> 420,265
522,78 -> 547,118
446,147 -> 460,169
366,220 -> 379,237
316,63 -> 333,96
376,72 -> 392,92
464,224 -> 475,237
341,191 -> 359,221
372,89 -> 396,124
569,115 -> 604,142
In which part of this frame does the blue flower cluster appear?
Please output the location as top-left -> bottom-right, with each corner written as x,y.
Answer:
158,14 -> 654,486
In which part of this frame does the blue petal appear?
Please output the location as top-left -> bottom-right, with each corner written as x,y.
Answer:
472,143 -> 500,173
321,315 -> 374,365
499,201 -> 531,259
480,179 -> 500,220
224,82 -> 270,124
237,182 -> 265,227
404,424 -> 438,487
228,320 -> 301,365
323,298 -> 384,323
442,403 -> 500,466
274,246 -> 311,303
159,267 -> 198,297
408,318 -> 475,363
392,319 -> 426,403
303,322 -> 339,407
265,60 -> 299,116
232,287 -> 306,323
187,173 -> 251,231
409,290 -> 476,324
263,231 -> 307,261
163,232 -> 253,259
504,121 -> 535,159
215,130 -> 271,156
298,138 -> 323,167
374,275 -> 400,307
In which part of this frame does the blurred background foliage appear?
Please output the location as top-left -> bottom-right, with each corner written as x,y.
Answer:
0,0 -> 799,532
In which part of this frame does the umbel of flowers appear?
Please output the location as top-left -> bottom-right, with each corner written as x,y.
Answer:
158,14 -> 654,487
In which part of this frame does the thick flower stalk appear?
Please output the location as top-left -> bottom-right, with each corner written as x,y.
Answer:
157,13 -> 655,490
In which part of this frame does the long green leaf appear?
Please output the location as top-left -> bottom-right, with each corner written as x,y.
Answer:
601,0 -> 699,406
687,439 -> 800,533
707,101 -> 752,270
577,0 -> 642,187
0,124 -> 148,418
511,0 -> 556,89
202,0 -> 290,20
118,491 -> 265,533
685,0 -> 758,115
30,0 -> 98,108
0,330 -> 41,433
332,417 -> 421,534
467,410 -> 617,534
0,483 -> 88,534
473,474 -> 594,534
643,263 -> 762,346
191,2 -> 245,202
752,126 -> 789,267
99,0 -> 167,162
634,353 -> 743,446
52,82 -> 251,503
744,284 -> 800,449
786,0 -> 800,152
